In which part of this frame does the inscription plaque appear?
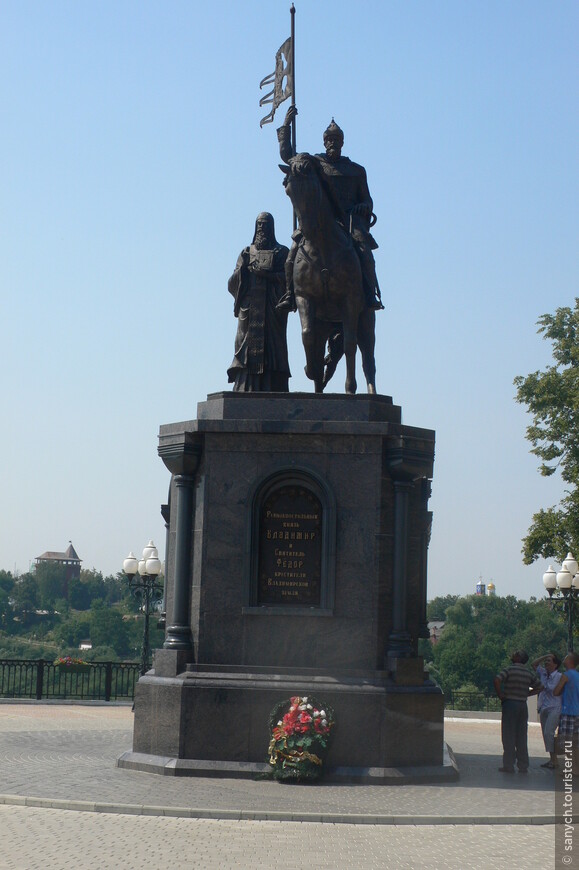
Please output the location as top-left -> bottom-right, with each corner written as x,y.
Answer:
258,485 -> 322,606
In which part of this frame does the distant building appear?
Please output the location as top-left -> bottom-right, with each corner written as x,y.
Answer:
35,542 -> 82,595
475,577 -> 497,597
428,620 -> 445,645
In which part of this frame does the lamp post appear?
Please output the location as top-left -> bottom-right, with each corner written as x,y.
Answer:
123,541 -> 164,676
543,552 -> 579,652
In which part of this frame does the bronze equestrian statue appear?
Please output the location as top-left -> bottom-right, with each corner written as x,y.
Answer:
277,107 -> 381,394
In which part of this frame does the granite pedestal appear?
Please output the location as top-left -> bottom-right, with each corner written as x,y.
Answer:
118,392 -> 452,783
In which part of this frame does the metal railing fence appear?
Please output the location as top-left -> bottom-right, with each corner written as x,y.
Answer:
0,659 -> 140,701
0,661 -> 501,710
445,690 -> 501,712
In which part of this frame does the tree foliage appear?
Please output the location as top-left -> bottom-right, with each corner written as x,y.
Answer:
1,564 -> 163,661
11,573 -> 39,622
89,602 -> 129,655
0,571 -> 14,629
514,299 -> 579,563
426,595 -> 459,621
34,562 -> 67,609
52,614 -> 91,648
425,593 -> 567,695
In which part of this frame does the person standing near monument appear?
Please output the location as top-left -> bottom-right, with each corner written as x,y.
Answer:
276,105 -> 383,313
494,650 -> 541,773
553,651 -> 579,776
227,212 -> 291,392
531,651 -> 562,769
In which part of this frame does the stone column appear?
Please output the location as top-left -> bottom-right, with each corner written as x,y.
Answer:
163,473 -> 195,651
155,435 -> 202,676
386,479 -> 414,662
157,497 -> 170,632
418,478 -> 433,640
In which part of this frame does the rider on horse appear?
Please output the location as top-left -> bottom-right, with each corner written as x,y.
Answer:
276,105 -> 383,313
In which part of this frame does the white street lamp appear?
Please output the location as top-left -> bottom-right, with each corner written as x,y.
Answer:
563,552 -> 579,579
122,541 -> 164,676
543,566 -> 557,593
542,552 -> 579,652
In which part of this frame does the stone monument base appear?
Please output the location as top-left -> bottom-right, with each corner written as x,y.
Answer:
119,393 -> 453,784
117,660 -> 457,784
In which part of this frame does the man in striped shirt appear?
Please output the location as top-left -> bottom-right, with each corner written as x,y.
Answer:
494,650 -> 541,773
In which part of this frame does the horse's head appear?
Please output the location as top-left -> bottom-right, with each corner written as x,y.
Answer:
280,156 -> 324,237
279,153 -> 318,190
280,153 -> 343,245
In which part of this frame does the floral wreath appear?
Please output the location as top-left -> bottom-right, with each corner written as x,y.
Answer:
267,695 -> 335,782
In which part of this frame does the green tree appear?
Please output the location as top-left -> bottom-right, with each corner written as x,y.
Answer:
34,562 -> 67,610
0,562 -> 163,661
80,569 -> 108,603
514,298 -> 579,563
52,614 -> 91,648
426,594 -> 459,621
103,572 -> 128,606
67,576 -> 89,610
11,573 -> 39,624
430,594 -> 566,694
68,569 -> 120,611
89,602 -> 129,656
0,570 -> 14,629
124,613 -> 165,661
0,570 -> 14,594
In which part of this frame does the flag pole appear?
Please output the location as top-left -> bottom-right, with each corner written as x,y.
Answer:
290,4 -> 297,232
290,4 -> 296,157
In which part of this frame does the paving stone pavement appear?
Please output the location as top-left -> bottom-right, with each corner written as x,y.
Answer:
0,808 -> 555,870
0,702 -> 568,868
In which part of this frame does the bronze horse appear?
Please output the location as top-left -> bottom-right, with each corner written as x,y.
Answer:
280,153 -> 376,394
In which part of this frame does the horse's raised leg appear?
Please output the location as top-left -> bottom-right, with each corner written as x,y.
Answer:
322,327 -> 343,390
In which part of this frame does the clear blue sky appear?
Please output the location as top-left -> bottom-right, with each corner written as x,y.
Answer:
1,1 -> 577,600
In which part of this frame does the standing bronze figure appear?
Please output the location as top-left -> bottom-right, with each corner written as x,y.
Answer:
227,213 -> 291,392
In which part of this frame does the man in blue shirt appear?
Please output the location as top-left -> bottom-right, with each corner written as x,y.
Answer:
554,651 -> 579,776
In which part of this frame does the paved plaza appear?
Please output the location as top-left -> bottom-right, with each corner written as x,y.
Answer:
0,702 -> 567,868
